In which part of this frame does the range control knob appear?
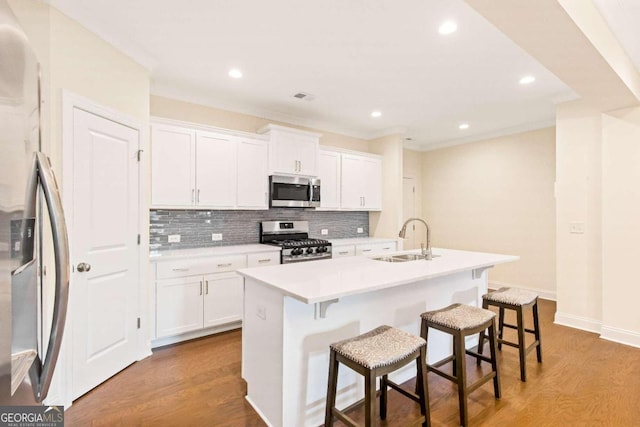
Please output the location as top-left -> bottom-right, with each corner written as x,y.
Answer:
306,248 -> 314,254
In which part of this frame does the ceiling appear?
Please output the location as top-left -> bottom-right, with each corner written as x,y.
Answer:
45,0 -> 637,150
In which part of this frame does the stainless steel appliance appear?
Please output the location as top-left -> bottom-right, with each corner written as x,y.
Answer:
260,221 -> 331,264
269,175 -> 321,208
1,0 -> 70,405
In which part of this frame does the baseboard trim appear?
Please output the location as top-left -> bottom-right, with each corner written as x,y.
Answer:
488,280 -> 556,301
151,321 -> 242,349
245,396 -> 275,427
554,311 -> 602,334
600,325 -> 640,349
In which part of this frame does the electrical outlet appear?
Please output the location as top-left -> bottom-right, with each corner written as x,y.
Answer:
256,305 -> 267,320
357,227 -> 364,234
212,233 -> 223,241
321,229 -> 328,235
569,222 -> 585,234
168,234 -> 180,243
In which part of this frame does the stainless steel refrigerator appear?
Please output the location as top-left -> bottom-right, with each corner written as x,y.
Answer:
0,0 -> 70,405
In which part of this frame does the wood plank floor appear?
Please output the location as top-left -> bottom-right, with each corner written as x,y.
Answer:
65,299 -> 640,426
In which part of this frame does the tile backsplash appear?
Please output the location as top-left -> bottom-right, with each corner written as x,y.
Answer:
150,209 -> 369,250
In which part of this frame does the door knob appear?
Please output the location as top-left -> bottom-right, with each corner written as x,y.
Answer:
77,262 -> 91,272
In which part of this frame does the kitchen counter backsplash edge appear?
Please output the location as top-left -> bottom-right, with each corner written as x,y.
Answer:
150,208 -> 369,251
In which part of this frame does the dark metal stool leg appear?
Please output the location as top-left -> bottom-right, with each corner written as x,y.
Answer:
497,306 -> 505,350
455,332 -> 468,427
364,370 -> 376,427
380,374 -> 388,420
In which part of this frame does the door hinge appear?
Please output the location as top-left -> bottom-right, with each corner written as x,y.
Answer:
413,186 -> 415,193
137,317 -> 141,329
137,149 -> 144,162
137,234 -> 141,245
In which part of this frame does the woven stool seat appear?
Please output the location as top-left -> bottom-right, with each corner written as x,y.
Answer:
483,287 -> 537,306
421,303 -> 495,331
330,325 -> 426,370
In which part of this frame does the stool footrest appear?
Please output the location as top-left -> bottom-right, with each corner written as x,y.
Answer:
466,372 -> 497,395
427,364 -> 457,383
431,354 -> 455,369
332,408 -> 359,427
465,349 -> 493,364
386,379 -> 421,404
497,339 -> 520,349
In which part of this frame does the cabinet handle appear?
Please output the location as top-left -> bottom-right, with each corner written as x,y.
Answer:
361,249 -> 372,252
172,268 -> 189,271
363,196 -> 366,206
192,189 -> 195,203
265,192 -> 268,205
197,189 -> 200,203
199,281 -> 203,295
217,263 -> 232,268
258,258 -> 271,263
298,160 -> 302,172
338,251 -> 349,255
205,280 -> 209,295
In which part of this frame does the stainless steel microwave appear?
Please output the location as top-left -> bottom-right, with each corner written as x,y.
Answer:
269,175 -> 321,208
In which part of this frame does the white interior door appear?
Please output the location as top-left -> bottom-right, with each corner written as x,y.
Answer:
402,177 -> 419,250
71,108 -> 139,400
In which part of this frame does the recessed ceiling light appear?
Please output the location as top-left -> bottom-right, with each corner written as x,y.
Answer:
371,111 -> 382,118
459,123 -> 469,130
438,21 -> 457,35
228,68 -> 243,79
519,75 -> 535,85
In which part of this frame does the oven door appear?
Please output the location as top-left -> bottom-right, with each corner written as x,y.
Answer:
270,175 -> 313,208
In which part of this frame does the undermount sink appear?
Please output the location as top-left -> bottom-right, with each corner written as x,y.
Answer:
371,253 -> 441,262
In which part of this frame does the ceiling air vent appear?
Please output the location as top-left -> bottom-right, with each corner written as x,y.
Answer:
293,92 -> 315,101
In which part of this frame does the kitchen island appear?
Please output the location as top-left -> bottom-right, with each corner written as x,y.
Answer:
237,248 -> 518,427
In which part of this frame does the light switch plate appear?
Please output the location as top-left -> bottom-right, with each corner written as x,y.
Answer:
168,234 -> 180,243
357,227 -> 364,234
569,222 -> 585,234
321,229 -> 328,235
212,233 -> 223,241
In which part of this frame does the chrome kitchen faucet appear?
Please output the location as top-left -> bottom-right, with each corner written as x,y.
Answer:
398,218 -> 432,260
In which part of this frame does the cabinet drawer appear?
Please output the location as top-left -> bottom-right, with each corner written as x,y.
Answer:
355,242 -> 396,256
247,252 -> 280,267
156,255 -> 247,279
333,245 -> 355,258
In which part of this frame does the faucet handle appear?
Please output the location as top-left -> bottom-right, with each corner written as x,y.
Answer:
420,243 -> 425,256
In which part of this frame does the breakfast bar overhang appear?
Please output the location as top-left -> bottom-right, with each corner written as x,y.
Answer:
237,248 -> 518,427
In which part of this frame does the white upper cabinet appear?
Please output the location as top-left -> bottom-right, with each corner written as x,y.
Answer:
151,121 -> 269,210
196,131 -> 237,208
237,137 -> 269,209
318,150 -> 341,210
151,124 -> 196,207
260,124 -> 321,176
340,152 -> 382,211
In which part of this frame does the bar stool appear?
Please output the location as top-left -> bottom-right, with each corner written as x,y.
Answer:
420,303 -> 500,427
478,287 -> 542,382
324,325 -> 430,427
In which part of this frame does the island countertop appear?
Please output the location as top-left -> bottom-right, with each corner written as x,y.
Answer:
237,248 -> 518,304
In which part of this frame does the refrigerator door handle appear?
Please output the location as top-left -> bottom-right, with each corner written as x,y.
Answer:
25,152 -> 70,402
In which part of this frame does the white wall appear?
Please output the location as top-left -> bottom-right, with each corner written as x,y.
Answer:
421,127 -> 556,298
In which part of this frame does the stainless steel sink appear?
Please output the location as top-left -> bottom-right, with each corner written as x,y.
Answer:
371,256 -> 409,263
371,253 -> 441,262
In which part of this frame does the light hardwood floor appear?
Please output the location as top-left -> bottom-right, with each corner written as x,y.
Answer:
65,299 -> 640,426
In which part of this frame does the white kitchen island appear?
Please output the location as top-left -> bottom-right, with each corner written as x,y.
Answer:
237,248 -> 518,427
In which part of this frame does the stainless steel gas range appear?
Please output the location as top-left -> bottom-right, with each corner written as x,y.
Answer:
260,220 -> 332,264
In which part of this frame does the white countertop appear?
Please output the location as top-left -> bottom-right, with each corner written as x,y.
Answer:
237,248 -> 518,304
327,237 -> 398,245
149,244 -> 279,261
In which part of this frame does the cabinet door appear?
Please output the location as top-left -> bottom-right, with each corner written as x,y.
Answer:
203,273 -> 244,328
318,150 -> 341,209
270,130 -> 319,176
196,131 -> 237,208
156,276 -> 204,338
151,125 -> 196,206
237,138 -> 269,209
362,157 -> 382,210
341,154 -> 364,209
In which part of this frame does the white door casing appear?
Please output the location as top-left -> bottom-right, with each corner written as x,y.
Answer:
70,108 -> 140,400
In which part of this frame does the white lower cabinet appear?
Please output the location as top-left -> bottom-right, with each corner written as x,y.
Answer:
153,250 -> 280,345
203,272 -> 244,329
332,245 -> 356,258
